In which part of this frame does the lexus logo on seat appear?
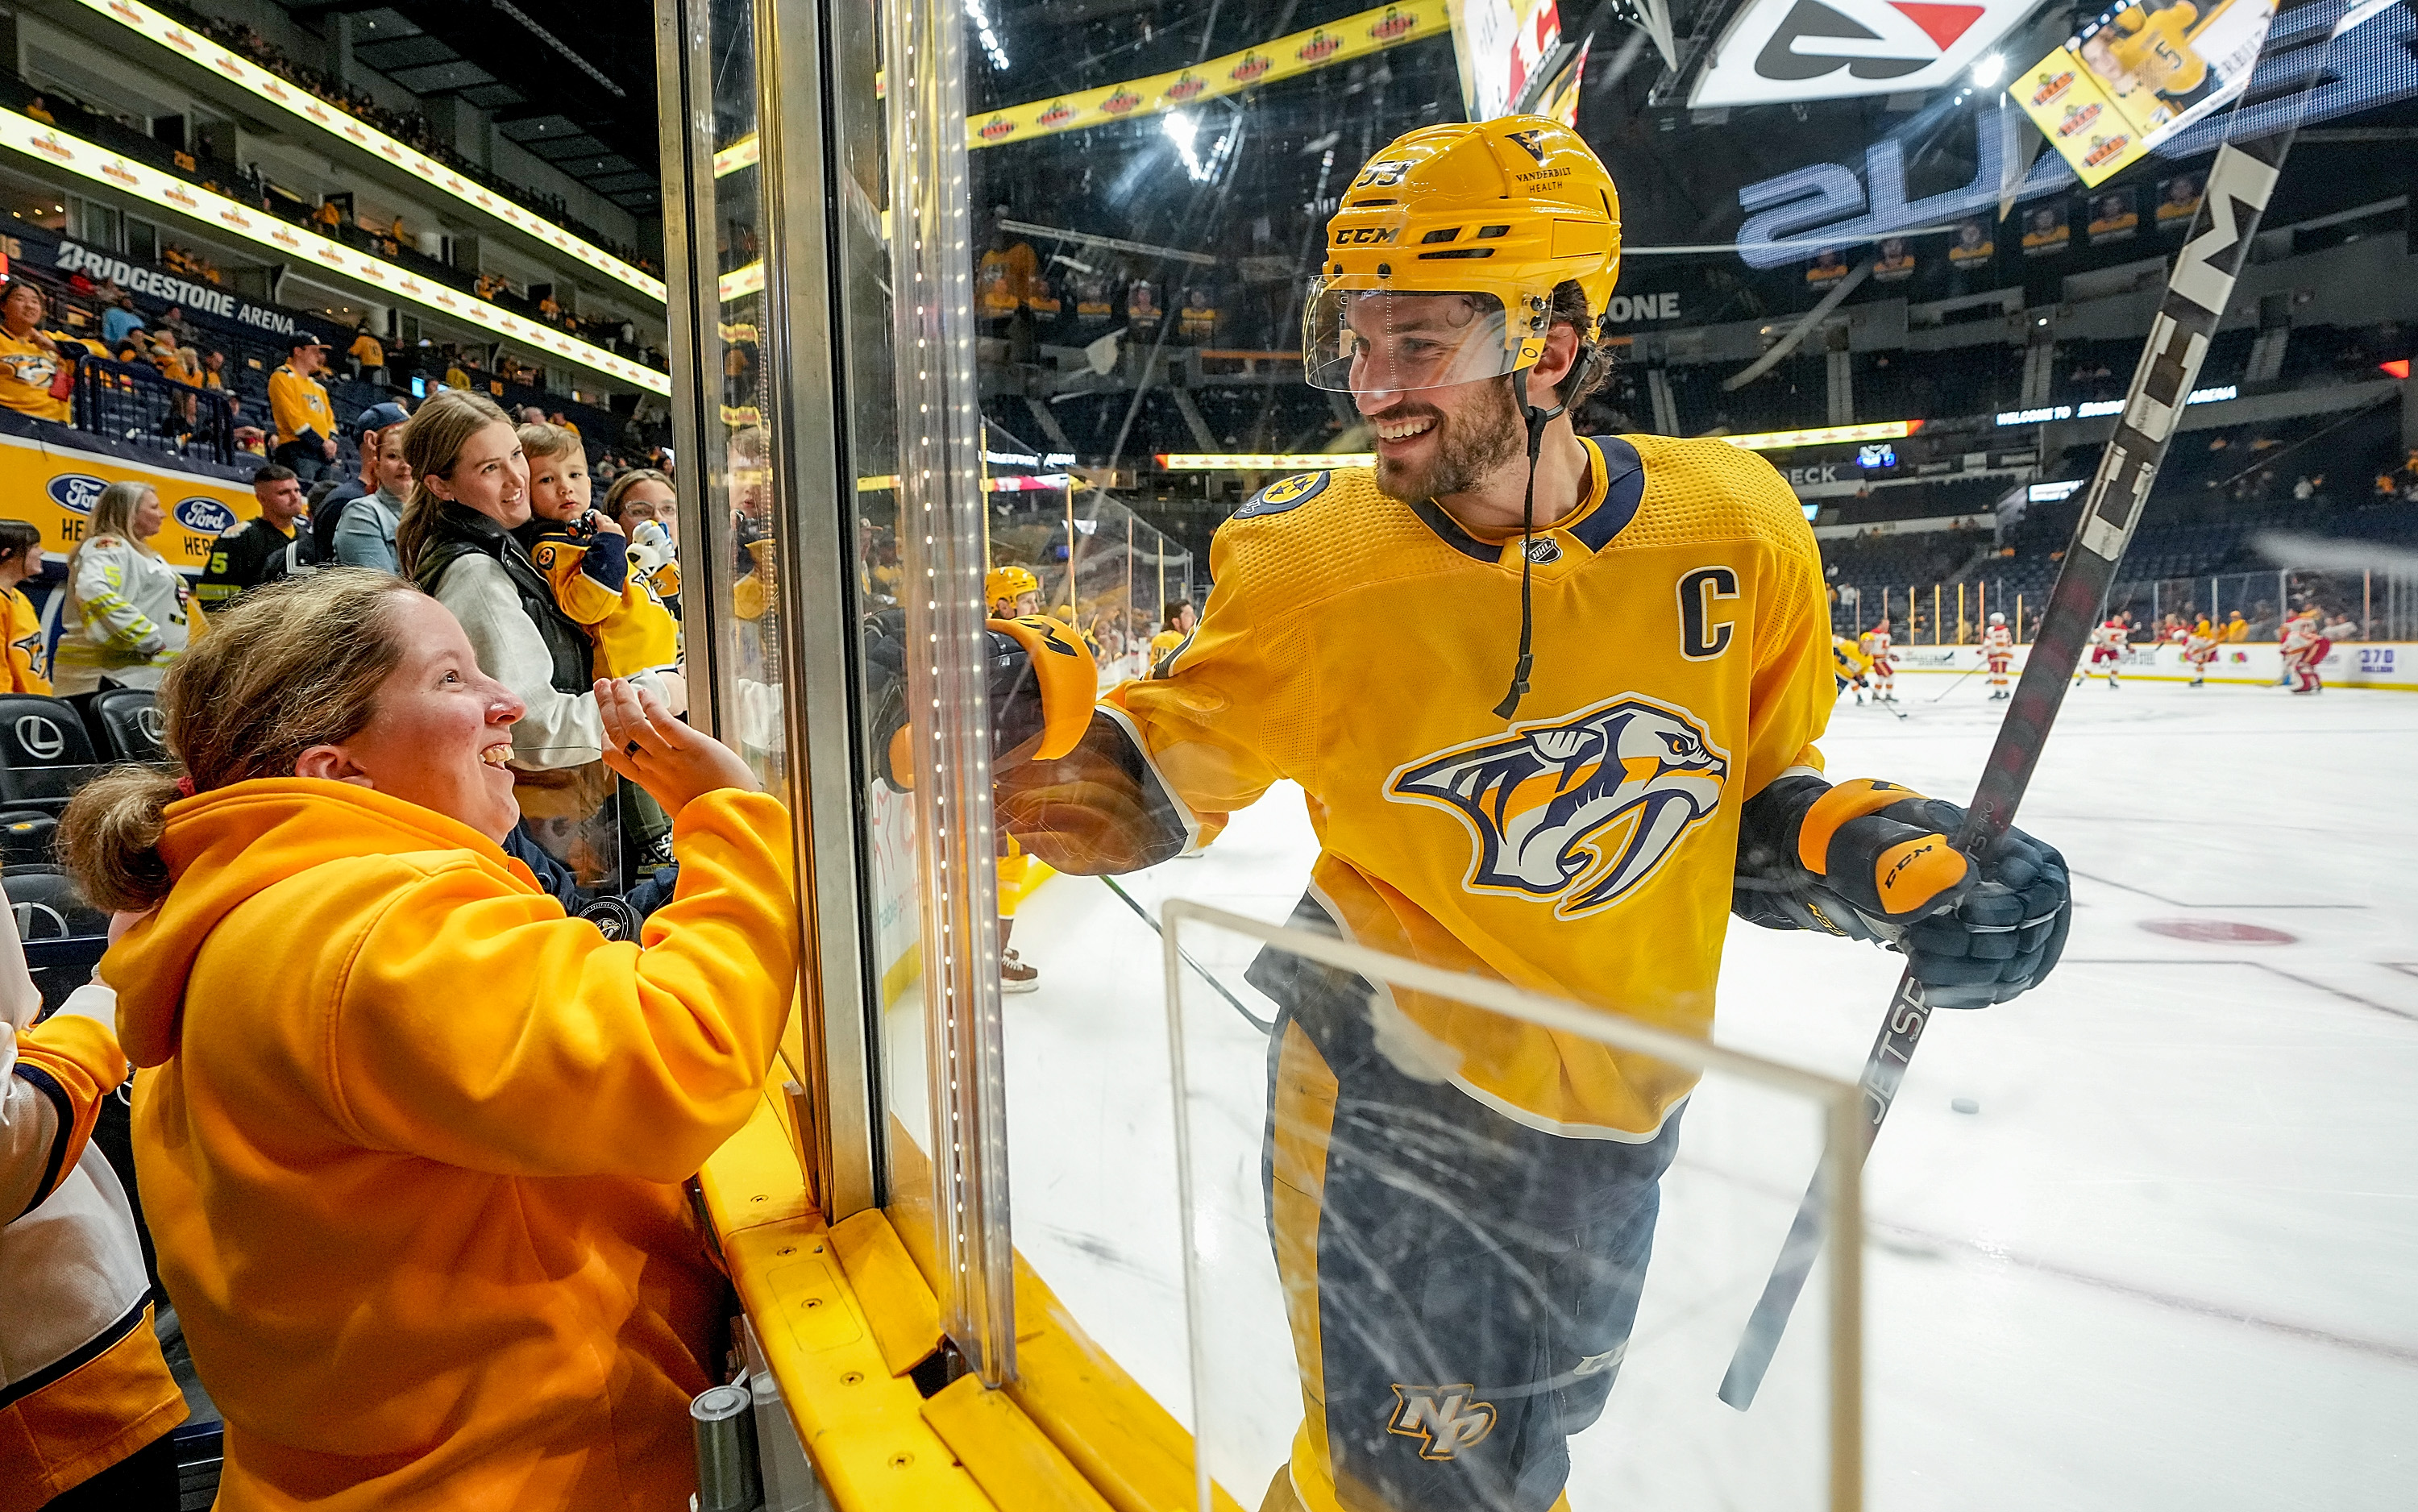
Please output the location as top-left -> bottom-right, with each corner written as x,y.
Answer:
1694,0 -> 2023,106
134,707 -> 167,745
14,715 -> 64,761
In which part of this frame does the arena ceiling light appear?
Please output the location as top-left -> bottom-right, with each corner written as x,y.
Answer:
64,0 -> 663,304
0,108 -> 667,393
1718,419 -> 1922,451
1157,452 -> 1376,470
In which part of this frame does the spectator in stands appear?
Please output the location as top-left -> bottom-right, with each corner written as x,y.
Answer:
313,197 -> 345,232
269,334 -> 339,480
0,281 -> 77,423
159,305 -> 193,350
397,391 -> 684,773
235,425 -> 267,457
56,481 -> 192,693
600,467 -> 672,530
549,409 -> 580,439
0,518 -> 49,693
335,423 -> 412,574
349,321 -> 385,384
312,399 -> 412,561
52,569 -> 790,1512
200,349 -> 228,394
442,350 -> 472,389
101,294 -> 143,351
197,466 -> 308,609
24,94 -> 56,125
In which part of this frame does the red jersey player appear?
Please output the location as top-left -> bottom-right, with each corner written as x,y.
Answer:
2081,614 -> 2125,687
1980,610 -> 2014,700
2181,616 -> 2220,687
2281,607 -> 2329,693
1859,617 -> 1897,702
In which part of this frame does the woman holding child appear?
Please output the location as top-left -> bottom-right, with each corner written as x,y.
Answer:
396,390 -> 683,770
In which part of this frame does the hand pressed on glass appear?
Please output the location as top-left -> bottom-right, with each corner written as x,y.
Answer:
595,677 -> 758,816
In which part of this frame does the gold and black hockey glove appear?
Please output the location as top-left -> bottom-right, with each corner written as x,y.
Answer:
1735,775 -> 2070,1008
862,607 -> 1099,791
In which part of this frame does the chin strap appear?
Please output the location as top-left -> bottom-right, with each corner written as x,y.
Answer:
1492,368 -> 1573,721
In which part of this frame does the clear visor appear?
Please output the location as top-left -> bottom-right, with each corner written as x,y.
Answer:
1301,283 -> 1519,397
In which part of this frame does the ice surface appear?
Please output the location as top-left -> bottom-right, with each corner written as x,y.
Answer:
995,678 -> 2418,1508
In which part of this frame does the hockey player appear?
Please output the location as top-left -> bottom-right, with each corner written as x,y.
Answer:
873,117 -> 2070,1512
1831,631 -> 1872,702
987,563 -> 1043,620
1859,616 -> 1897,701
1980,610 -> 2015,699
2281,606 -> 2329,694
2083,614 -> 2126,687
2182,616 -> 2220,687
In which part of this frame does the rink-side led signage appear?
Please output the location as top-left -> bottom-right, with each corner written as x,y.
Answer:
2000,387 -> 2234,425
1157,452 -> 1377,470
0,110 -> 670,394
1719,419 -> 1921,452
66,0 -> 664,303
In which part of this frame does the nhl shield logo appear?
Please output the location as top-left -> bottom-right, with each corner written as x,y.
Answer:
1386,695 -> 1728,918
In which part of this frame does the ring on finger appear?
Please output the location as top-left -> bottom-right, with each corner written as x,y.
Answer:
625,739 -> 642,757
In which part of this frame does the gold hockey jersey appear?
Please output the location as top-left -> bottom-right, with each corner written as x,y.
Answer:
999,434 -> 1834,1137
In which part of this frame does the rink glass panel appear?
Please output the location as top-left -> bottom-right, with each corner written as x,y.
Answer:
1161,904 -> 1863,1512
655,0 -> 2418,1492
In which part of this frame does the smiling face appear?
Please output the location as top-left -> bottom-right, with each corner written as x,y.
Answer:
427,420 -> 529,529
1,284 -> 42,336
374,430 -> 413,496
298,593 -> 526,840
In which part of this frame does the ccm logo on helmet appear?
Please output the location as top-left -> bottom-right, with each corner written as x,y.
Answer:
1333,226 -> 1401,245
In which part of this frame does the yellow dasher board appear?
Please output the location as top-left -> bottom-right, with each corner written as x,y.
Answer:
0,430 -> 260,572
2013,0 -> 2275,186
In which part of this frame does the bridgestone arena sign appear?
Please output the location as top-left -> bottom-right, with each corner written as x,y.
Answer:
51,240 -> 310,340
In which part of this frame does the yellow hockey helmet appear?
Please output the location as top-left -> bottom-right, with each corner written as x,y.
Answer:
985,564 -> 1040,606
1303,114 -> 1621,397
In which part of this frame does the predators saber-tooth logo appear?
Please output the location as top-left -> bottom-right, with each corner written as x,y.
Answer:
1386,696 -> 1728,919
1387,1385 -> 1497,1460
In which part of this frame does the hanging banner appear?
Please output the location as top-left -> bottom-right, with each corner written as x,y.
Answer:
1452,0 -> 1564,120
2013,0 -> 2275,187
966,0 -> 1451,149
1693,0 -> 2042,107
0,108 -> 669,394
0,430 -> 259,571
62,0 -> 663,303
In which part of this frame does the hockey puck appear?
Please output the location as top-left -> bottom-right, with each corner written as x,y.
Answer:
1951,1098 -> 1980,1115
2138,919 -> 2297,945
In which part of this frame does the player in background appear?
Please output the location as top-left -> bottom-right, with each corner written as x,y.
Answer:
1149,598 -> 1196,675
1981,610 -> 2015,699
1831,631 -> 1872,703
2281,607 -> 2329,694
2182,615 -> 2220,687
987,563 -> 1043,620
1859,616 -> 1897,702
2082,614 -> 2126,687
875,117 -> 2072,1512
980,565 -> 1052,991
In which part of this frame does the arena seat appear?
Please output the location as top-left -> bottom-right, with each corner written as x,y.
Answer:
0,695 -> 102,808
0,810 -> 57,870
79,687 -> 170,765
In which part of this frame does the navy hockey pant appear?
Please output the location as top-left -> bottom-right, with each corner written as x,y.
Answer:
1248,929 -> 1681,1512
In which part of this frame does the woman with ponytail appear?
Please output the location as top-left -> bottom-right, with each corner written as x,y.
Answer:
396,389 -> 682,771
58,570 -> 796,1510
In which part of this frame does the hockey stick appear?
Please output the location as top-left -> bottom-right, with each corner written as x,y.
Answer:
1100,874 -> 1277,1035
1717,0 -> 2398,1411
1928,665 -> 1983,703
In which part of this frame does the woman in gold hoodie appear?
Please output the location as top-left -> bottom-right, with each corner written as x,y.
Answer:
56,570 -> 798,1510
